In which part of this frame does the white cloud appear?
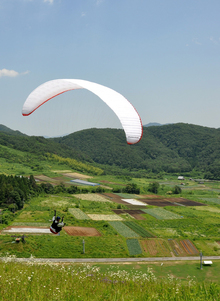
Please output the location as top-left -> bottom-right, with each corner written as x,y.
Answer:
81,12 -> 86,17
44,0 -> 54,4
0,69 -> 29,78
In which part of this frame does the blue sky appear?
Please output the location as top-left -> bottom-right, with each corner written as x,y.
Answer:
0,0 -> 220,136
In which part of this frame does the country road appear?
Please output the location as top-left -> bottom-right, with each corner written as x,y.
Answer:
1,256 -> 220,263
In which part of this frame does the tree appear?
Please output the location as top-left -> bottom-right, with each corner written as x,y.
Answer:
123,183 -> 140,194
40,183 -> 54,194
67,185 -> 78,194
148,182 -> 160,194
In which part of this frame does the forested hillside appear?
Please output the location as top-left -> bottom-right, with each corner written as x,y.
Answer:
1,123 -> 220,178
0,131 -> 90,162
54,128 -> 191,174
54,123 -> 220,178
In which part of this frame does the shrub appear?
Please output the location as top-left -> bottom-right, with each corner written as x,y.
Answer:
172,185 -> 182,194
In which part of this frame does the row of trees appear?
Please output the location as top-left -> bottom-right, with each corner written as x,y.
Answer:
148,182 -> 181,194
0,174 -> 38,210
0,174 -> 108,212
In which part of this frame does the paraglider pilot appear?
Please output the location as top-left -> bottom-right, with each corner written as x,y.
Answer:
50,210 -> 65,235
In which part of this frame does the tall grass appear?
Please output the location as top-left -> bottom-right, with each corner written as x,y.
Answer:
0,255 -> 219,300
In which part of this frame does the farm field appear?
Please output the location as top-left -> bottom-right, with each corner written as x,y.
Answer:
1,173 -> 220,259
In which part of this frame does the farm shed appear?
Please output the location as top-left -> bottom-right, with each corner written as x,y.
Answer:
70,179 -> 100,186
178,176 -> 185,180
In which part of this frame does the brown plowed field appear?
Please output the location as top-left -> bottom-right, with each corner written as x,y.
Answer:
125,205 -> 148,209
141,199 -> 177,207
63,226 -> 101,237
168,239 -> 199,255
100,194 -> 205,207
100,193 -> 129,204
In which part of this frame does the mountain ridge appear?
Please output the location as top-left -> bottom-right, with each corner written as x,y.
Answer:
1,123 -> 220,178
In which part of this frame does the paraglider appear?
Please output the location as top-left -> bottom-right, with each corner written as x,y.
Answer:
22,79 -> 143,144
50,210 -> 65,235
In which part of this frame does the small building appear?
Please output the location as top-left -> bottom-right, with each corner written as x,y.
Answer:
178,176 -> 185,180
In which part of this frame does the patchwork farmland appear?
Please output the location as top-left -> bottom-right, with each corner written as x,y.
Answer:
1,180 -> 220,259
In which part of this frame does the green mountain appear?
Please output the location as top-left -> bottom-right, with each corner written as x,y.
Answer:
53,123 -> 220,178
1,123 -> 220,179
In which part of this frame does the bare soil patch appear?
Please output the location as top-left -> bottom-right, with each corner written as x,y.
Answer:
1,226 -> 51,234
63,226 -> 101,237
126,205 -> 148,210
141,199 -> 177,207
101,193 -> 129,205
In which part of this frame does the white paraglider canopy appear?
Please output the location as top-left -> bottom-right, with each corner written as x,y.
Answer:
22,79 -> 143,144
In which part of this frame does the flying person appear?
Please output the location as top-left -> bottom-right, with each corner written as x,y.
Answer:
50,210 -> 65,235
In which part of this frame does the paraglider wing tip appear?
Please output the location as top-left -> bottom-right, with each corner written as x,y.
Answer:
127,138 -> 142,145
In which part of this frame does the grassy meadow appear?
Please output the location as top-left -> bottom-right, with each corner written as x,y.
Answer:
0,258 -> 220,301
